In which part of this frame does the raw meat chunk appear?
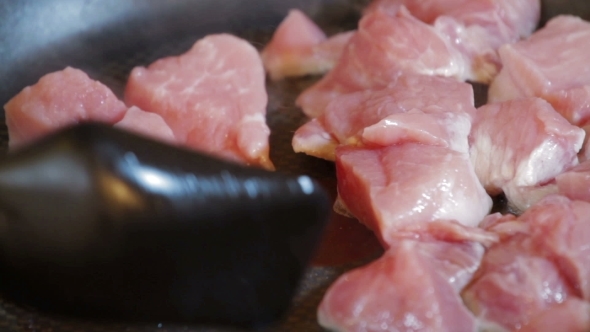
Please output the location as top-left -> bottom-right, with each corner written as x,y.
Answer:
516,196 -> 590,301
291,118 -> 338,161
489,16 -> 590,125
519,298 -> 590,332
114,106 -> 176,144
125,34 -> 274,170
296,9 -> 467,118
336,144 -> 492,247
463,195 -> 590,330
556,161 -> 590,203
469,97 -> 584,211
296,108 -> 472,161
360,107 -> 471,153
463,243 -> 574,331
261,9 -> 354,80
318,239 -> 482,332
4,67 -> 127,149
366,0 -> 541,82
292,75 -> 475,160
365,0 -> 539,37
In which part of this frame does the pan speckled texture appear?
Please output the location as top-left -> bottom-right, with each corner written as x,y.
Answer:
0,0 -> 587,331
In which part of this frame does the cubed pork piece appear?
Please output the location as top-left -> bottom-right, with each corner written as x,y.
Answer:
366,0 -> 541,83
462,195 -> 590,331
318,239 -> 483,332
519,298 -> 590,332
296,9 -> 467,118
114,106 -> 176,144
4,67 -> 127,149
360,107 -> 471,153
555,161 -> 590,203
365,0 -> 539,38
336,144 -> 492,248
125,34 -> 274,170
295,107 -> 472,161
469,97 -> 584,212
260,9 -> 354,80
293,75 -> 475,160
489,16 -> 590,125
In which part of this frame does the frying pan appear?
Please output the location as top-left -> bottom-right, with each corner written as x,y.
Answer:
0,0 -> 589,331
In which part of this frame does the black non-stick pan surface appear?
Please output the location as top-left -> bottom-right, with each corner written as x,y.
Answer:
1,0 -> 589,331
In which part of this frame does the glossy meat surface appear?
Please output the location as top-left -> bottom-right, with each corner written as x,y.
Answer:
336,144 -> 492,247
125,34 -> 273,169
318,239 -> 482,332
469,97 -> 584,211
293,75 -> 475,160
296,9 -> 466,118
489,16 -> 590,125
463,195 -> 590,331
366,0 -> 541,82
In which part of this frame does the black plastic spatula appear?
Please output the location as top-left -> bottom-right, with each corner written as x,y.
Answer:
0,123 -> 331,328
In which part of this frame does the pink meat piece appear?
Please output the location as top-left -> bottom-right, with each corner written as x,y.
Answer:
321,74 -> 475,139
366,0 -> 541,83
519,298 -> 590,332
125,34 -> 274,170
463,195 -> 590,330
546,86 -> 590,126
4,67 -> 127,149
479,212 -> 526,240
556,161 -> 590,202
365,0 -> 539,35
291,118 -> 338,161
521,195 -> 590,301
578,123 -> 590,162
296,9 -> 467,118
360,107 -> 471,153
336,144 -> 492,248
463,241 -> 575,331
114,106 -> 176,144
469,97 -> 584,212
318,239 -> 482,332
261,9 -> 354,80
489,16 -> 590,125
311,32 -> 355,66
292,75 -> 475,160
